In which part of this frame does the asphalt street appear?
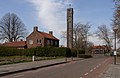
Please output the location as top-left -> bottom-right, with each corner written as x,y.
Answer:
1,54 -> 112,78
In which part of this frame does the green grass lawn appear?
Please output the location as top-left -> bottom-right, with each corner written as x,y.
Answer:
0,56 -> 62,66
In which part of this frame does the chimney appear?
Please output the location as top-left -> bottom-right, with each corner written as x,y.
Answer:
49,31 -> 53,35
20,39 -> 23,41
33,26 -> 38,32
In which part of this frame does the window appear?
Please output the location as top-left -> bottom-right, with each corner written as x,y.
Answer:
37,39 -> 41,44
55,41 -> 58,45
29,40 -> 33,44
51,40 -> 53,45
47,40 -> 50,45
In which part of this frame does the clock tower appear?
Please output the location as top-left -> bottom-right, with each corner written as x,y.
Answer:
67,6 -> 73,48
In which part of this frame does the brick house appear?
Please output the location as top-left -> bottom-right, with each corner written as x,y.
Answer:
26,26 -> 59,48
92,45 -> 112,54
2,26 -> 59,48
91,45 -> 106,54
3,41 -> 27,49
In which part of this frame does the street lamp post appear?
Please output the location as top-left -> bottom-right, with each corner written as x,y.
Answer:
113,27 -> 118,65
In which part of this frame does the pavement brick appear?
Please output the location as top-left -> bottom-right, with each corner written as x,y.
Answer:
99,57 -> 120,78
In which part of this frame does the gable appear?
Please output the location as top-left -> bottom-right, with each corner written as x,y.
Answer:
27,31 -> 44,39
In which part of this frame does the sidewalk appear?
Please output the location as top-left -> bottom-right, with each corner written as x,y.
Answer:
0,58 -> 81,77
99,57 -> 120,78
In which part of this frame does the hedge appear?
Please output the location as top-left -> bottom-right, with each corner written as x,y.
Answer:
0,46 -> 19,56
0,46 -> 85,57
0,46 -> 71,57
34,47 -> 71,57
70,49 -> 85,57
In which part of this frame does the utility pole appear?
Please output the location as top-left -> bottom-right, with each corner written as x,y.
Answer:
113,26 -> 118,65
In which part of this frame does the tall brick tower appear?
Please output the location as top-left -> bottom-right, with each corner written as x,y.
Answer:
67,5 -> 73,48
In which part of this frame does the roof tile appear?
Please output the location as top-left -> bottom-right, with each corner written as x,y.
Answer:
39,32 -> 59,40
3,41 -> 27,47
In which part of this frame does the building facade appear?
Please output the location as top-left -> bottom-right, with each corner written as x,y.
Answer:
26,27 -> 59,48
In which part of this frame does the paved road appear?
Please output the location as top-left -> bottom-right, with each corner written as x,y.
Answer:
1,54 -> 112,78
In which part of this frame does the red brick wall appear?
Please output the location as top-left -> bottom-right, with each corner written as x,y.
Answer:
26,31 -> 44,48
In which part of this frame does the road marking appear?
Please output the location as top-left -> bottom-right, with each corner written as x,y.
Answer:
94,67 -> 96,70
90,69 -> 93,72
103,59 -> 108,63
96,65 -> 99,68
80,58 -> 110,78
99,64 -> 101,66
84,72 -> 88,76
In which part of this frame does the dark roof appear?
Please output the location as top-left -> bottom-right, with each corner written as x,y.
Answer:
3,41 -> 27,47
39,32 -> 59,40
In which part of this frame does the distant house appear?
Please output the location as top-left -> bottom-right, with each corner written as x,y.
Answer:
91,45 -> 106,54
3,41 -> 27,49
26,26 -> 59,48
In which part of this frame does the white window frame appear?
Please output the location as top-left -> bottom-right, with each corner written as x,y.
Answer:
29,40 -> 33,44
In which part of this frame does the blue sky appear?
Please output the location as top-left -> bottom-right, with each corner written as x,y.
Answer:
73,0 -> 114,30
0,0 -> 115,45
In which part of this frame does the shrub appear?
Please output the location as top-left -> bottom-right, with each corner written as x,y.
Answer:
35,47 -> 71,57
25,48 -> 35,56
77,49 -> 85,54
0,46 -> 17,56
0,46 -> 71,57
70,49 -> 85,57
0,46 -> 88,58
70,49 -> 77,57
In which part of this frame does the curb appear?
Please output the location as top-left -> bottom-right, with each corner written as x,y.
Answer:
0,61 -> 67,77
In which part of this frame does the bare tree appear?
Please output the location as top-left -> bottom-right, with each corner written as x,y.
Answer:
112,0 -> 120,42
96,25 -> 112,48
113,8 -> 120,25
60,22 -> 92,50
113,0 -> 120,1
60,31 -> 67,47
73,22 -> 91,50
60,31 -> 67,39
0,13 -> 27,42
113,0 -> 120,4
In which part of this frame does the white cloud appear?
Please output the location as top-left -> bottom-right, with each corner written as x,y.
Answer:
27,1 -> 67,33
27,0 -> 70,45
88,35 -> 104,45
